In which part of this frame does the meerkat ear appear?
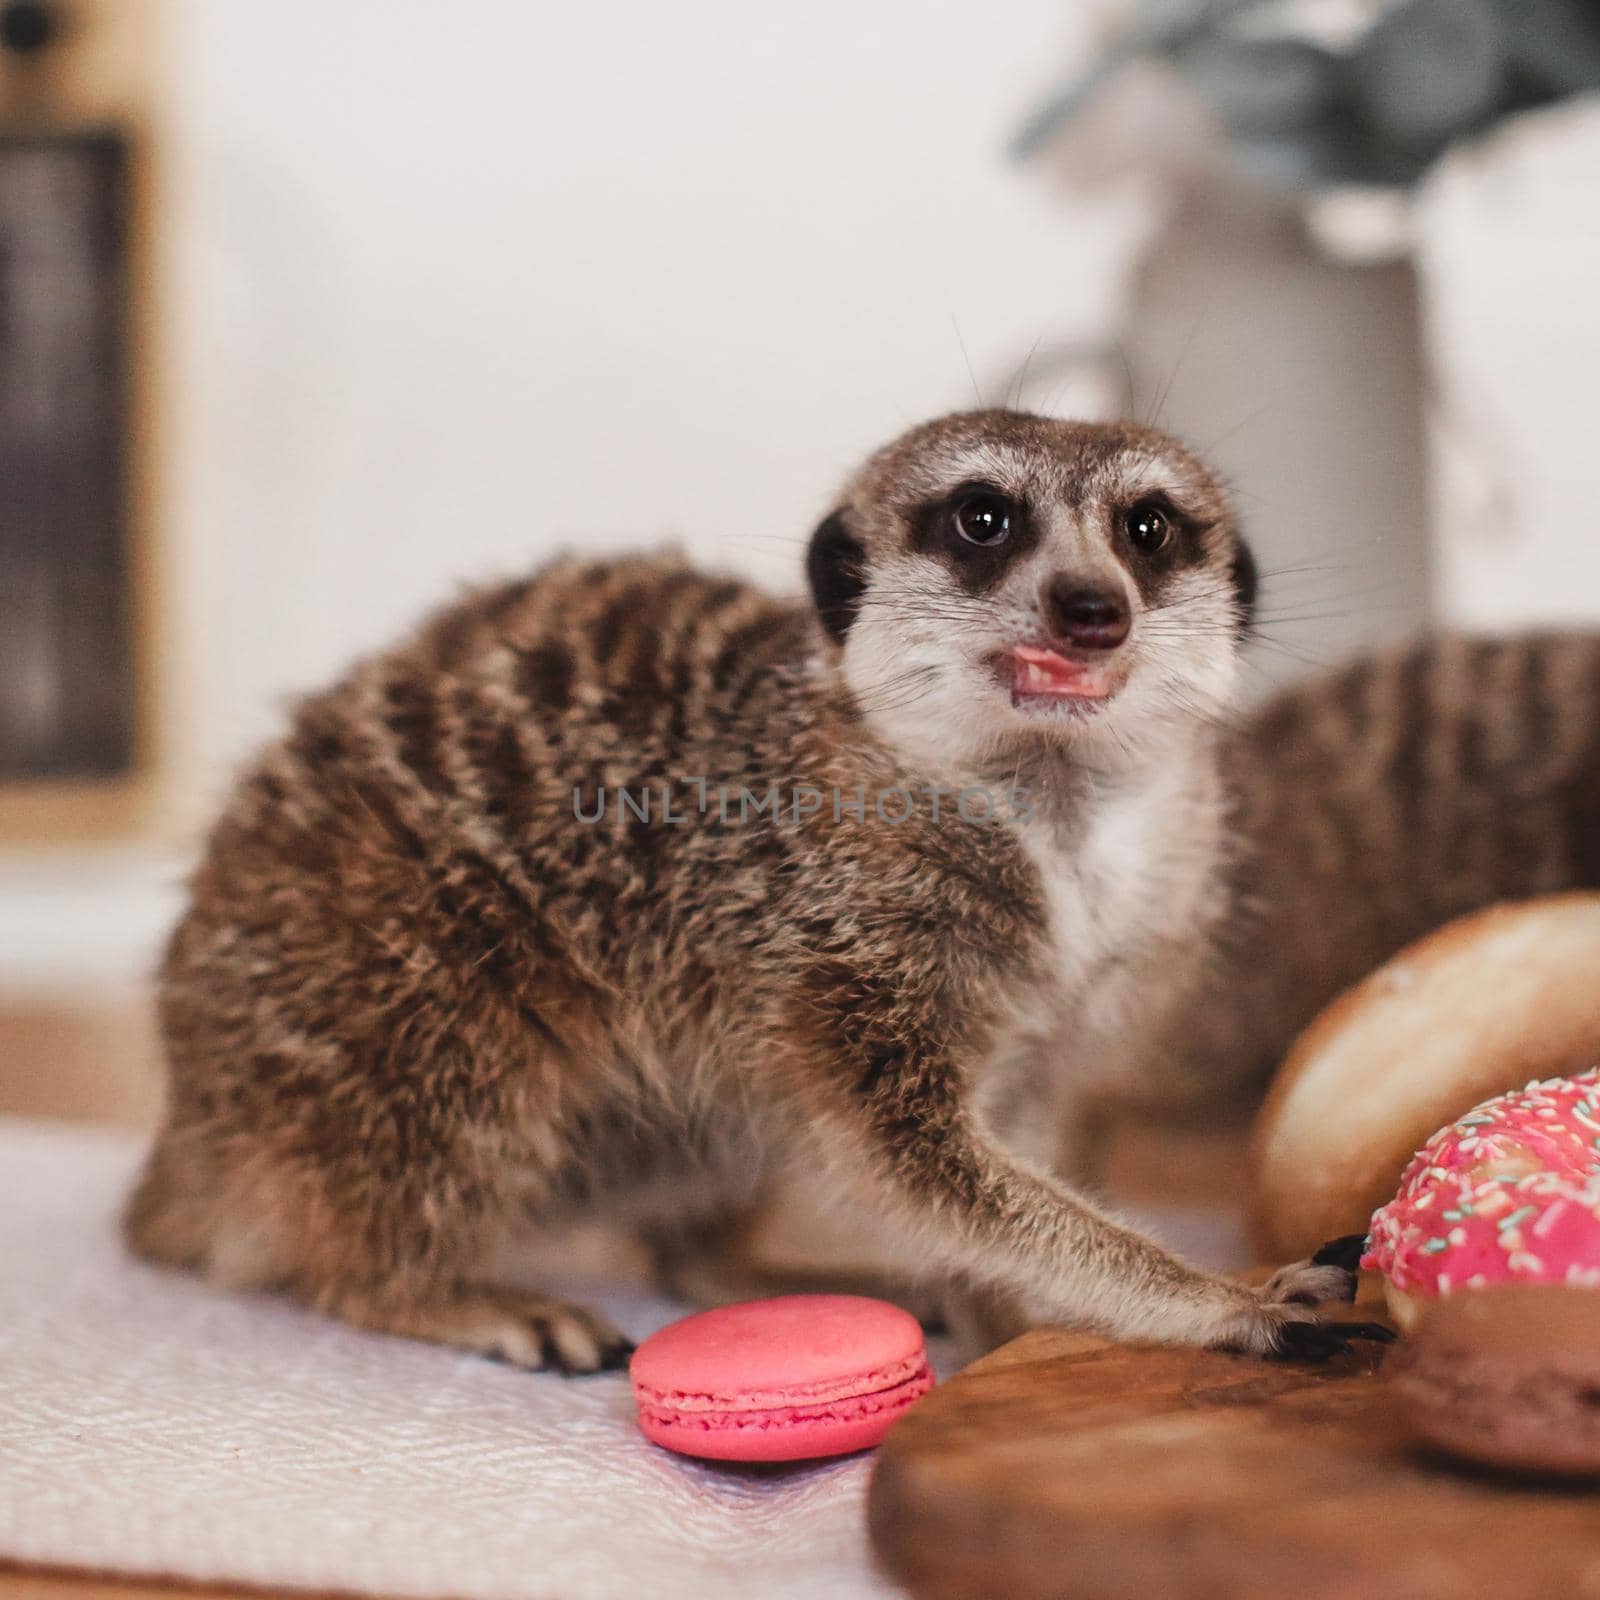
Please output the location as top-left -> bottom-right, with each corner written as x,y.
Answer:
1230,538 -> 1258,635
807,510 -> 867,645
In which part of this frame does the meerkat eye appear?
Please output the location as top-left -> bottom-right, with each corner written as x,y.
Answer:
1125,500 -> 1172,555
952,492 -> 1013,547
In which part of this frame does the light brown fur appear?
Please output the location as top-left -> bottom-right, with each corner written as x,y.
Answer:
127,411 -> 1360,1370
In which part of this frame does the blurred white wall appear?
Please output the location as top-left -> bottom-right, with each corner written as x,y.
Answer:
1418,96 -> 1600,632
170,0 -> 1143,788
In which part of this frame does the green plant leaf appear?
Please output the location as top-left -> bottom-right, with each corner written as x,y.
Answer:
1173,35 -> 1344,138
1229,107 -> 1431,191
1350,0 -> 1505,153
1490,0 -> 1600,95
1010,0 -> 1279,158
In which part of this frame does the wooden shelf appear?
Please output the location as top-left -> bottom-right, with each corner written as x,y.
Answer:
1,1 -> 171,845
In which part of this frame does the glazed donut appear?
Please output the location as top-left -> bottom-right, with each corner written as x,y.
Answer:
1362,1071 -> 1600,1328
1252,895 -> 1600,1261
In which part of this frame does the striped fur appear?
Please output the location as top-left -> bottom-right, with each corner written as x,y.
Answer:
125,412 -> 1366,1371
1143,633 -> 1600,1115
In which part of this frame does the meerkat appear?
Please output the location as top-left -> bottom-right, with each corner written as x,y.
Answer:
1136,632 -> 1600,1118
125,408 -> 1378,1374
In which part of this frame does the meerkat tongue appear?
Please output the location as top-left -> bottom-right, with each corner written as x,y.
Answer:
1011,645 -> 1111,699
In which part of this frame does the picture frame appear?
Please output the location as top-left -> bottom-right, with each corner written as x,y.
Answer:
0,0 -> 165,842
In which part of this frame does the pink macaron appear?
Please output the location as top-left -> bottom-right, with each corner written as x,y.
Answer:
629,1294 -> 934,1462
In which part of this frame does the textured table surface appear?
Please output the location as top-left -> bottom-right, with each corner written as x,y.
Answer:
0,1119 -> 900,1600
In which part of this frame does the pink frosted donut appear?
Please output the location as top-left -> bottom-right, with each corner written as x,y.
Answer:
1362,1070 -> 1600,1327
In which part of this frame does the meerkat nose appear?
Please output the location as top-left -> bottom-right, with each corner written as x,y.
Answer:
1044,579 -> 1131,652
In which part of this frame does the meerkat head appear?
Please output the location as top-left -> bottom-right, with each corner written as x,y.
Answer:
806,410 -> 1256,768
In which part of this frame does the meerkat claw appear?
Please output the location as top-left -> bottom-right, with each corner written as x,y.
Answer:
1268,1318 -> 1395,1362
1310,1234 -> 1369,1272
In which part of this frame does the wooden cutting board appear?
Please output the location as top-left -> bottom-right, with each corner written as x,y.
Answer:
868,1300 -> 1600,1600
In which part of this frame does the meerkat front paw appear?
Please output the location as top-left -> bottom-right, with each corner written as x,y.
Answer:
1214,1260 -> 1392,1361
330,1288 -> 635,1374
1265,1315 -> 1395,1361
443,1291 -> 636,1373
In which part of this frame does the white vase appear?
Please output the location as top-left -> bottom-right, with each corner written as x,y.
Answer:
1116,177 -> 1433,696
1415,95 -> 1600,632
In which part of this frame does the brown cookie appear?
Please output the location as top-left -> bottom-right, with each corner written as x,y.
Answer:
1390,1286 -> 1600,1476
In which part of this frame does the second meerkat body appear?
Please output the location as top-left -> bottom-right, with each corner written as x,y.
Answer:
127,410 -> 1360,1370
1151,632 -> 1600,1115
